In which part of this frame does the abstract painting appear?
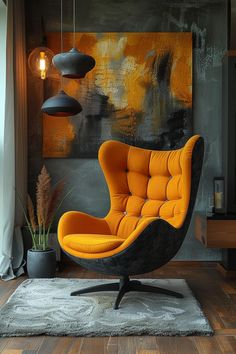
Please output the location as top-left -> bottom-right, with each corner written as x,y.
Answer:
43,32 -> 192,158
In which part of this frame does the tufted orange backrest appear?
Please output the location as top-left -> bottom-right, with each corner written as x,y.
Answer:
99,135 -> 200,239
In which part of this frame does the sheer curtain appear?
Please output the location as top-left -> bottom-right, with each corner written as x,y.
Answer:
0,0 -> 27,280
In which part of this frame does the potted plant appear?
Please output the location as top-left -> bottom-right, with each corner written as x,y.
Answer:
20,166 -> 69,278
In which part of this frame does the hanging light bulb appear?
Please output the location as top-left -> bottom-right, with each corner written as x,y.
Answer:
28,46 -> 54,80
52,0 -> 96,79
41,0 -> 82,117
39,51 -> 46,79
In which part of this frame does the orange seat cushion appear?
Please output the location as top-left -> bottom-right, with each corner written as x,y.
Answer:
63,234 -> 125,254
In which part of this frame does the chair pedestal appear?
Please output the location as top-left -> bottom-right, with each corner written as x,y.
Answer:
71,276 -> 183,310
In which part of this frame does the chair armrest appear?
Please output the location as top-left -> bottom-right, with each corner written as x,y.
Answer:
153,218 -> 179,236
58,211 -> 111,242
119,217 -> 178,251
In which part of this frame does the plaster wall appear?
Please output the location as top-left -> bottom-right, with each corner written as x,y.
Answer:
26,0 -> 226,260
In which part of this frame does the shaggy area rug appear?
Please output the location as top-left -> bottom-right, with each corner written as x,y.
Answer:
0,278 -> 213,337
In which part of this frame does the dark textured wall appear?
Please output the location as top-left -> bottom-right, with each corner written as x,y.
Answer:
26,0 -> 226,260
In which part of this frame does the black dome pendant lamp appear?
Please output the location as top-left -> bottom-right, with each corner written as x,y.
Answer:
41,0 -> 82,117
41,90 -> 82,116
53,47 -> 95,79
52,0 -> 96,79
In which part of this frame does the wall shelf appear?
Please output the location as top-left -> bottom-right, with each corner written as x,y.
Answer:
195,212 -> 236,248
195,212 -> 236,276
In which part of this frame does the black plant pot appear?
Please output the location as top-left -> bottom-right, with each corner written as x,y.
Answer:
27,248 -> 56,278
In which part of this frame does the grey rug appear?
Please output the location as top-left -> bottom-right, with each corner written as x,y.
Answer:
0,278 -> 213,337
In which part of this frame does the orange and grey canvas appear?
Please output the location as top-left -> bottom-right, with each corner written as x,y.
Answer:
43,32 -> 192,158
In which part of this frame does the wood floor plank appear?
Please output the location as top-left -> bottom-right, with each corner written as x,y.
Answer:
117,337 -> 139,354
106,336 -> 118,354
204,307 -> 225,330
137,350 -> 160,354
4,337 -> 44,351
193,286 -> 236,329
36,337 -> 61,354
79,337 -> 109,354
221,282 -> 236,295
117,337 -> 159,354
1,350 -> 37,354
215,335 -> 236,353
215,329 -> 236,336
0,338 -> 10,352
66,338 -> 83,354
194,337 -> 224,354
156,337 -> 199,354
0,278 -> 26,306
49,337 -> 77,354
1,350 -> 24,354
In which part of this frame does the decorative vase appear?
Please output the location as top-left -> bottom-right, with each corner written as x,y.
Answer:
27,248 -> 56,278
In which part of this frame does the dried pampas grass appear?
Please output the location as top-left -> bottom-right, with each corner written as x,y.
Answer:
25,165 -> 67,250
36,166 -> 51,227
27,195 -> 37,233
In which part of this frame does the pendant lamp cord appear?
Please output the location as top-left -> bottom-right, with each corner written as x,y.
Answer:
73,0 -> 76,48
60,0 -> 63,89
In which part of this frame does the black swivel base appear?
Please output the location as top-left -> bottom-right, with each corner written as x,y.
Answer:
71,276 -> 184,309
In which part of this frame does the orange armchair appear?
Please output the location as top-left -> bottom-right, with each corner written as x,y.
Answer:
58,135 -> 204,309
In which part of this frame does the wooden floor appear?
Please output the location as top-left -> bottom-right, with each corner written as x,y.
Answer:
1,261 -> 236,354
